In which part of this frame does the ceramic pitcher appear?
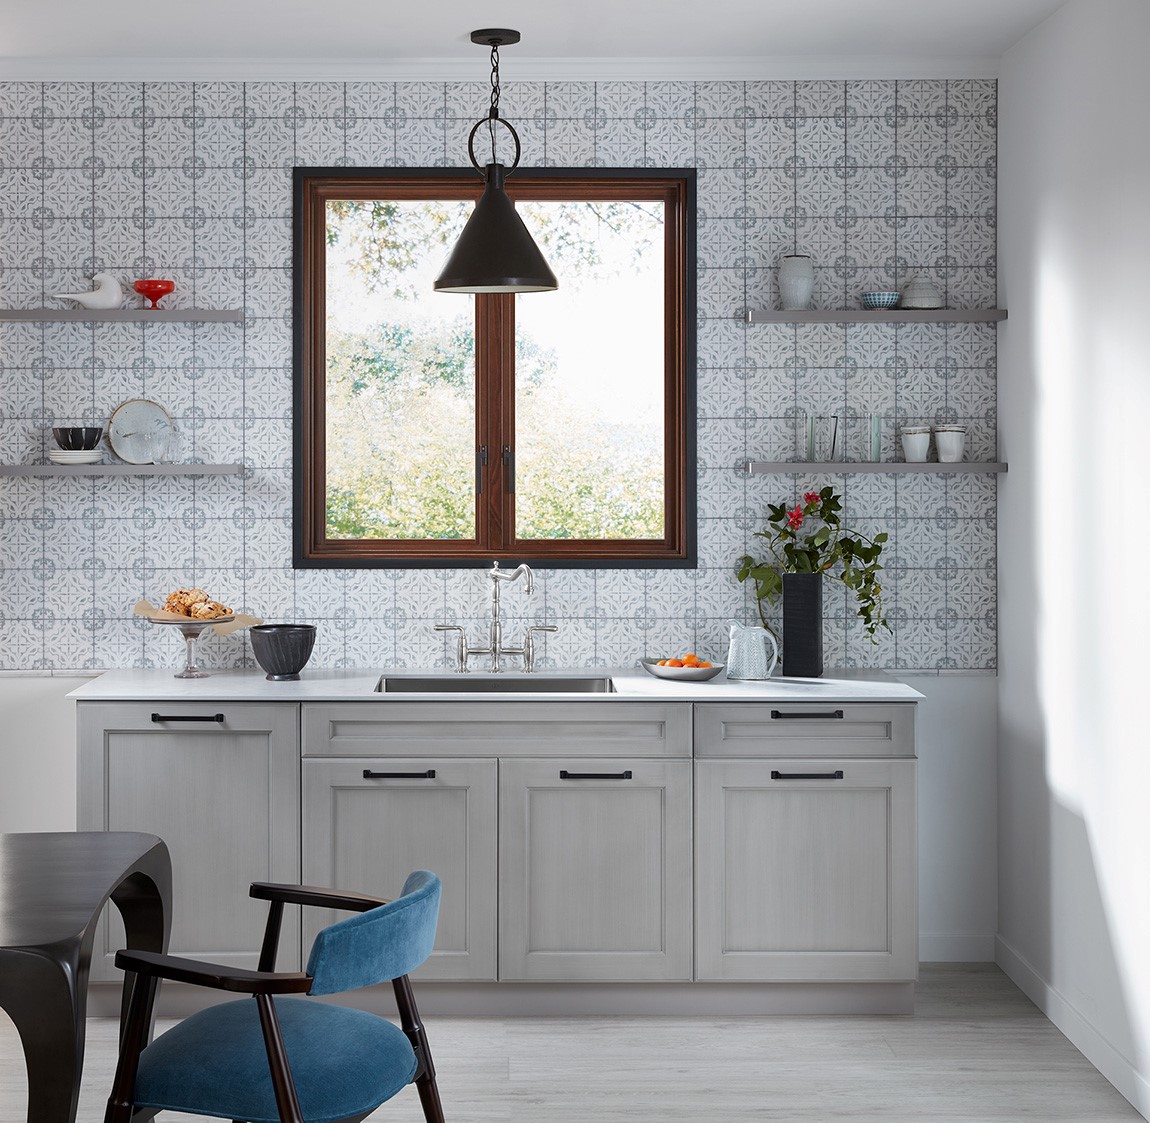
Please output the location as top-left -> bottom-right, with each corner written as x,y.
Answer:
726,622 -> 779,680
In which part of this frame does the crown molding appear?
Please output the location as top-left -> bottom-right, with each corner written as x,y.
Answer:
0,54 -> 1002,82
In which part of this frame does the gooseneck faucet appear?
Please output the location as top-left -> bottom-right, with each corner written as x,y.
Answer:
434,561 -> 557,673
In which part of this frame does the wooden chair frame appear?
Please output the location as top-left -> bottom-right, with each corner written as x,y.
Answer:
104,882 -> 445,1123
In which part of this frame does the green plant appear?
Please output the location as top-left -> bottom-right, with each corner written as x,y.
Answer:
736,487 -> 891,641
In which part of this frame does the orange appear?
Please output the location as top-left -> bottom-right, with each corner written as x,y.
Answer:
666,659 -> 684,667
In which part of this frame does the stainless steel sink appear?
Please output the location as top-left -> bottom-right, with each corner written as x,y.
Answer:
377,674 -> 615,694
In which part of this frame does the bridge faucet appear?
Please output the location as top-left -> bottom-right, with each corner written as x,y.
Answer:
434,561 -> 557,673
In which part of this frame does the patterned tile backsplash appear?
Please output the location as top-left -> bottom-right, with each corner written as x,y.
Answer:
0,79 -> 997,673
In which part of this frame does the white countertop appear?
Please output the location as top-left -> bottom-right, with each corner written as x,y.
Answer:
68,668 -> 924,703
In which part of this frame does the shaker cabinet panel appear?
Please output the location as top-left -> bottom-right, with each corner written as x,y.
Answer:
695,759 -> 917,982
76,702 -> 300,982
694,702 -> 915,758
499,758 -> 693,982
302,758 -> 497,981
303,702 -> 691,758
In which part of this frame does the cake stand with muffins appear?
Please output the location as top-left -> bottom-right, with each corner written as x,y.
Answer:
145,587 -> 236,678
149,615 -> 235,678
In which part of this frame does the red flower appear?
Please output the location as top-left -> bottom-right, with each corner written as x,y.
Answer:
787,505 -> 804,529
803,491 -> 821,505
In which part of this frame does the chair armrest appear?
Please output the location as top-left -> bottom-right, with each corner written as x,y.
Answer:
249,882 -> 389,913
114,949 -> 313,994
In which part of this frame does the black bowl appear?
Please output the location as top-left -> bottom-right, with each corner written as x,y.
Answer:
53,426 -> 103,451
249,624 -> 316,681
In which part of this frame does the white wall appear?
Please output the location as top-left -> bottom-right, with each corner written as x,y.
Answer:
0,673 -> 998,959
999,1 -> 1150,1115
0,677 -> 90,833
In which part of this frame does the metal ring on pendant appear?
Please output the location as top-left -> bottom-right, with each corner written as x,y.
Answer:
466,116 -> 522,176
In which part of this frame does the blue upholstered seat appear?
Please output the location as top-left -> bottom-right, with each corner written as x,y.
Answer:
133,998 -> 416,1123
120,870 -> 442,1123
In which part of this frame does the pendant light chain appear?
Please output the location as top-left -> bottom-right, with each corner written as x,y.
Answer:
487,42 -> 502,166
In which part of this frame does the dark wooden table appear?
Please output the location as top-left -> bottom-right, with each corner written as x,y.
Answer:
0,832 -> 171,1123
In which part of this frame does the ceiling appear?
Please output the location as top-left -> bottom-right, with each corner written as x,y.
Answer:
0,0 -> 1069,77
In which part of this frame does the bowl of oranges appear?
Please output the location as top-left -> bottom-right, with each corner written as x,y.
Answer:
641,653 -> 724,682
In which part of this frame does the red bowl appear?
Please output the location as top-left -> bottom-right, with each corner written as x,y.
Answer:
134,278 -> 176,308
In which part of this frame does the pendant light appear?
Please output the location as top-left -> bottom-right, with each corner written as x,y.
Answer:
434,29 -> 558,294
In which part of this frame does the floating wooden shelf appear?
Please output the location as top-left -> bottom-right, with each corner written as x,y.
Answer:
0,464 -> 244,477
0,309 -> 244,323
743,461 -> 1008,475
746,309 -> 1008,324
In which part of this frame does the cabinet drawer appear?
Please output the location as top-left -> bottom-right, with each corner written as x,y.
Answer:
303,702 -> 691,758
694,702 -> 915,759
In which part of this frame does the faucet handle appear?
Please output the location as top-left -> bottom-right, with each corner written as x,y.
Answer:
523,624 -> 558,674
434,624 -> 467,673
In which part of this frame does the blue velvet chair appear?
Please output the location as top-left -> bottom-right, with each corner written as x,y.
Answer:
103,871 -> 444,1123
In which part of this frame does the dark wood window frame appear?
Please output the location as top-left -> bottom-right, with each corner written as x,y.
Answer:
293,166 -> 696,568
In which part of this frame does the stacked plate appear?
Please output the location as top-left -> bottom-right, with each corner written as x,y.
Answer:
49,449 -> 103,465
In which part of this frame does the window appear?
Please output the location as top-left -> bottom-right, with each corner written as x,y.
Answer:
294,168 -> 695,566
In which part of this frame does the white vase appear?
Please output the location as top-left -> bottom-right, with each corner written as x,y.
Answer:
778,254 -> 815,311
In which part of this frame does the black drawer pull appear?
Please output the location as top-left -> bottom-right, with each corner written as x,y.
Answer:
769,709 -> 845,720
559,770 -> 633,781
362,769 -> 437,780
151,712 -> 225,723
771,769 -> 845,781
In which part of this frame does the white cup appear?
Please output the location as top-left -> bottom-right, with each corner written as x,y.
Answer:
934,428 -> 967,463
901,429 -> 931,462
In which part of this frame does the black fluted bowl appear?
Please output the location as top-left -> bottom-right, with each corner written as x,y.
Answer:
249,624 -> 316,681
53,426 -> 103,450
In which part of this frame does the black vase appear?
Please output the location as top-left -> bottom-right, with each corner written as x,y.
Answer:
782,572 -> 823,678
249,624 -> 316,681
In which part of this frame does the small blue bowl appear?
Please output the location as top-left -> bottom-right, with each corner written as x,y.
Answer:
862,291 -> 900,310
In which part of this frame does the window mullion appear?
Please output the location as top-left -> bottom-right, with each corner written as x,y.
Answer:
475,294 -> 515,552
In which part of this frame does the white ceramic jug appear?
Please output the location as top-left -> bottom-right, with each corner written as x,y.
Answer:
726,622 -> 779,680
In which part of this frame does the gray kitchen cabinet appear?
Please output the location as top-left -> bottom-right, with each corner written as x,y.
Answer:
695,754 -> 917,982
76,702 -> 300,982
302,702 -> 692,983
302,758 -> 498,981
499,758 -> 693,982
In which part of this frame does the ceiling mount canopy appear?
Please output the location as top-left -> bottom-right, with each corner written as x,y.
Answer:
434,28 -> 558,294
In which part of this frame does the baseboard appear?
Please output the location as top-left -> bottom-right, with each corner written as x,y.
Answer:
919,933 -> 996,961
996,936 -> 1150,1120
88,980 -> 916,1018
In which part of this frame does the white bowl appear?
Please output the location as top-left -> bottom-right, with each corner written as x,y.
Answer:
640,658 -> 725,682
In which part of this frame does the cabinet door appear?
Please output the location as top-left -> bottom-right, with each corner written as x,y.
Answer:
77,702 -> 300,982
500,758 -> 692,981
695,759 -> 917,982
302,759 -> 497,981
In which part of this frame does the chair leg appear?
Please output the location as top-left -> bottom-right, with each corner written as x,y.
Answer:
255,993 -> 305,1123
104,971 -> 159,1123
392,975 -> 446,1123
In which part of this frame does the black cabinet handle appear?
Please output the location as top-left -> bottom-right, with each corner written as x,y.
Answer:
770,709 -> 845,720
362,769 -> 437,780
559,769 -> 633,781
770,769 -> 845,780
151,712 -> 225,723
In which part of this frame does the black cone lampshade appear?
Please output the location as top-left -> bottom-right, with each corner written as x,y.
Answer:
434,163 -> 558,293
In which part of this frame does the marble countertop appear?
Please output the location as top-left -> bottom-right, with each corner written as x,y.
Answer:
69,668 -> 924,703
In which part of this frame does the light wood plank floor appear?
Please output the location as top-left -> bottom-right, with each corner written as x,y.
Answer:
0,965 -> 1139,1122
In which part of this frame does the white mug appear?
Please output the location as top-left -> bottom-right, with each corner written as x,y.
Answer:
935,428 -> 966,463
901,429 -> 930,462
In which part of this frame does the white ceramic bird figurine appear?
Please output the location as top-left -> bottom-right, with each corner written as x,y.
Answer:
52,272 -> 123,310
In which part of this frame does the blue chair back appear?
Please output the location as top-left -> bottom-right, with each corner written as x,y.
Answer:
305,870 -> 441,996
